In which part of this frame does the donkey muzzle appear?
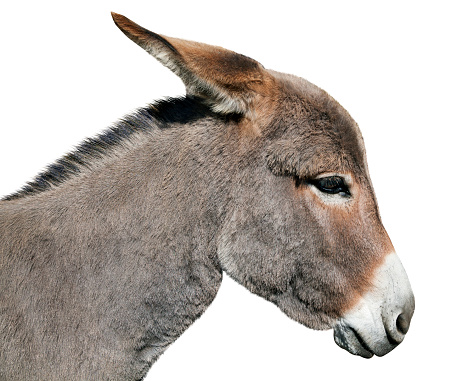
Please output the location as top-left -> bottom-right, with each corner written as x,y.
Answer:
333,252 -> 415,358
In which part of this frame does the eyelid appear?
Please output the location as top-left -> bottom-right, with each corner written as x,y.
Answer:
313,173 -> 353,187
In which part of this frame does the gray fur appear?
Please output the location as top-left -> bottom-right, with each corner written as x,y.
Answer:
1,14 -> 401,380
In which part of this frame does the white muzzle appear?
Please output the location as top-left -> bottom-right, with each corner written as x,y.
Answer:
333,252 -> 415,358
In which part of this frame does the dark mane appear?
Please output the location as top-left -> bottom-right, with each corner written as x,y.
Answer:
2,96 -> 214,201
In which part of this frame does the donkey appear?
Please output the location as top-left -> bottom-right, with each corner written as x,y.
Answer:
0,13 -> 414,381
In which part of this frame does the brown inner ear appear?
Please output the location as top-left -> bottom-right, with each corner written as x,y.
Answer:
163,37 -> 265,90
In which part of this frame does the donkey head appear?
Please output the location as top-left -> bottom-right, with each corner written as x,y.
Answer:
112,13 -> 414,358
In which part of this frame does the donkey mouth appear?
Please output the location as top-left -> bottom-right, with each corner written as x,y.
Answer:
333,323 -> 376,358
333,321 -> 403,359
334,322 -> 401,359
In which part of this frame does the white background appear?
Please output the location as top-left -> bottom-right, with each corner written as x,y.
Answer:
1,1 -> 450,380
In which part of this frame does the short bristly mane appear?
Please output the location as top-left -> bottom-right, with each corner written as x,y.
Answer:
2,96 -> 214,201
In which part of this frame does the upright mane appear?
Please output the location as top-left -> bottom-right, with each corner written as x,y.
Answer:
2,96 -> 213,201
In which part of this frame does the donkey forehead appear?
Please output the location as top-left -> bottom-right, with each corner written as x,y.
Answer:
266,71 -> 368,178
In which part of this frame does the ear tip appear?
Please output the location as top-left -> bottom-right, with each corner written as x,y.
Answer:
111,12 -> 127,25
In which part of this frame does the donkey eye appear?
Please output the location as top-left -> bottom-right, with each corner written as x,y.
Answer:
309,176 -> 351,196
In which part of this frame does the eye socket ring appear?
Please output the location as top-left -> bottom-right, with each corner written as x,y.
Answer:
308,176 -> 351,196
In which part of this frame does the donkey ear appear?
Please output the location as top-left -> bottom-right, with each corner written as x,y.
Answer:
111,13 -> 267,115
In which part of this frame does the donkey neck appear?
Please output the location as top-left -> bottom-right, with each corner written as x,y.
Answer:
1,98 -> 231,373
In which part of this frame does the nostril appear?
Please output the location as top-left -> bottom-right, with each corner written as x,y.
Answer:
396,313 -> 410,335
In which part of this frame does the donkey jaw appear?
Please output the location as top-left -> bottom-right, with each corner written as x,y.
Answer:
333,252 -> 415,358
